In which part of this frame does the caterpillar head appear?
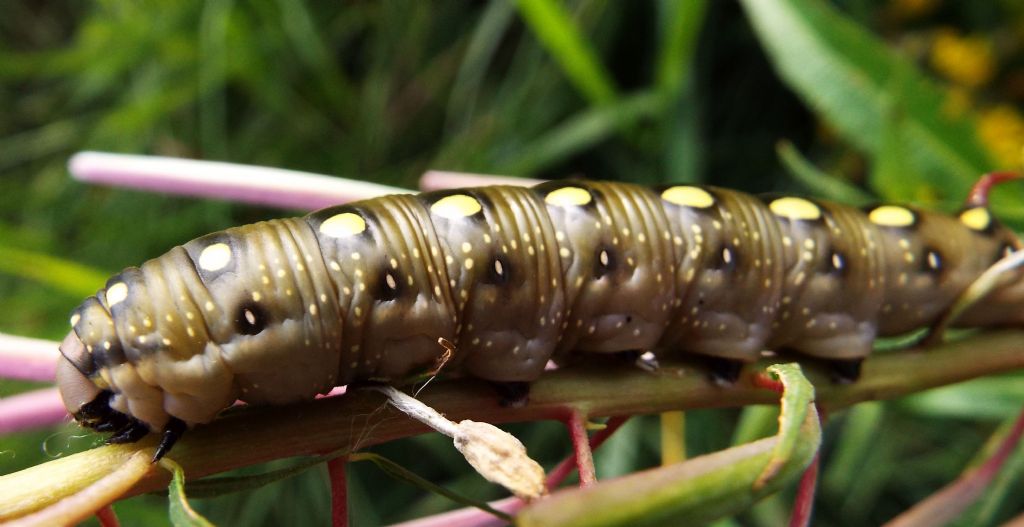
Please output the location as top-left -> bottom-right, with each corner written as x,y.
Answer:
57,219 -> 345,459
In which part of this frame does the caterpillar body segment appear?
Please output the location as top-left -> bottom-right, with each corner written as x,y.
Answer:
56,177 -> 1024,458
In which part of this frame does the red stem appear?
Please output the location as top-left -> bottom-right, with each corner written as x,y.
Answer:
546,416 -> 629,489
753,372 -> 785,394
789,404 -> 827,527
96,505 -> 120,527
789,453 -> 819,527
567,410 -> 597,487
328,457 -> 349,527
965,171 -> 1023,208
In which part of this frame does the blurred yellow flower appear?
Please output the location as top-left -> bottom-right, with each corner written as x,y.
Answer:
930,29 -> 995,89
977,105 -> 1024,168
940,87 -> 972,120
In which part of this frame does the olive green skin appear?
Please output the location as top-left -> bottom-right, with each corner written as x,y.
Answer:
60,181 -> 1024,432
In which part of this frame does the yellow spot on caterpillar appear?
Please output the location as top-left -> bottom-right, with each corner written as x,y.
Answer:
106,282 -> 128,306
769,197 -> 821,221
205,301 -> 215,312
461,242 -> 472,254
198,243 -> 232,272
869,206 -> 915,227
431,194 -> 482,218
252,292 -> 262,302
465,258 -> 474,270
545,186 -> 592,207
661,186 -> 714,209
959,207 -> 991,231
309,304 -> 318,316
70,313 -> 81,327
320,212 -> 367,237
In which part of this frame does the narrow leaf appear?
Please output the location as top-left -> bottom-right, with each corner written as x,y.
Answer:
0,244 -> 108,298
515,0 -> 617,105
742,0 -> 995,202
162,458 -> 215,527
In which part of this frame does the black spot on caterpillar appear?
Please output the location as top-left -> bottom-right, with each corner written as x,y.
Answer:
55,177 -> 1024,459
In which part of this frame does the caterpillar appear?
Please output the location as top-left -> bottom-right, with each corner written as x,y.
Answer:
56,175 -> 1024,460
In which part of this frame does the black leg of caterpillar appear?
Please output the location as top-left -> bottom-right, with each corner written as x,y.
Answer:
489,381 -> 531,408
706,356 -> 743,386
93,413 -> 131,433
106,419 -> 150,444
153,417 -> 188,462
829,359 -> 863,384
75,390 -> 114,421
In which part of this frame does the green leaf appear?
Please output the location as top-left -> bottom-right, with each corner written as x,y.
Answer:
655,0 -> 708,96
515,0 -> 617,105
0,245 -> 108,298
776,140 -> 874,205
502,90 -> 666,175
163,458 -> 215,527
741,0 -> 995,203
515,363 -> 820,527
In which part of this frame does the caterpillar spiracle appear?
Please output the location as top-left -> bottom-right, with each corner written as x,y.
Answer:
56,175 -> 1024,460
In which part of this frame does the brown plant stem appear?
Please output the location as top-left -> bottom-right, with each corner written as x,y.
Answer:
1,329 -> 1023,520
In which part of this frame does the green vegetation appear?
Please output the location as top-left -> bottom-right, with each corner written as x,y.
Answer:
2,1 -> 1024,525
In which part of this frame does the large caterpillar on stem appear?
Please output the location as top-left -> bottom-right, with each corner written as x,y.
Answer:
55,172 -> 1024,460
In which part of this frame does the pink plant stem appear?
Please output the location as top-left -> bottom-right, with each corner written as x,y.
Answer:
884,407 -> 1024,527
0,333 -> 59,382
96,505 -> 120,527
567,409 -> 597,487
328,457 -> 348,527
389,497 -> 522,527
0,387 -> 68,434
69,151 -> 412,210
419,170 -> 543,192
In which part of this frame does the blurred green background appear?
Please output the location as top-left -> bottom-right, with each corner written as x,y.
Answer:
2,0 -> 1024,525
